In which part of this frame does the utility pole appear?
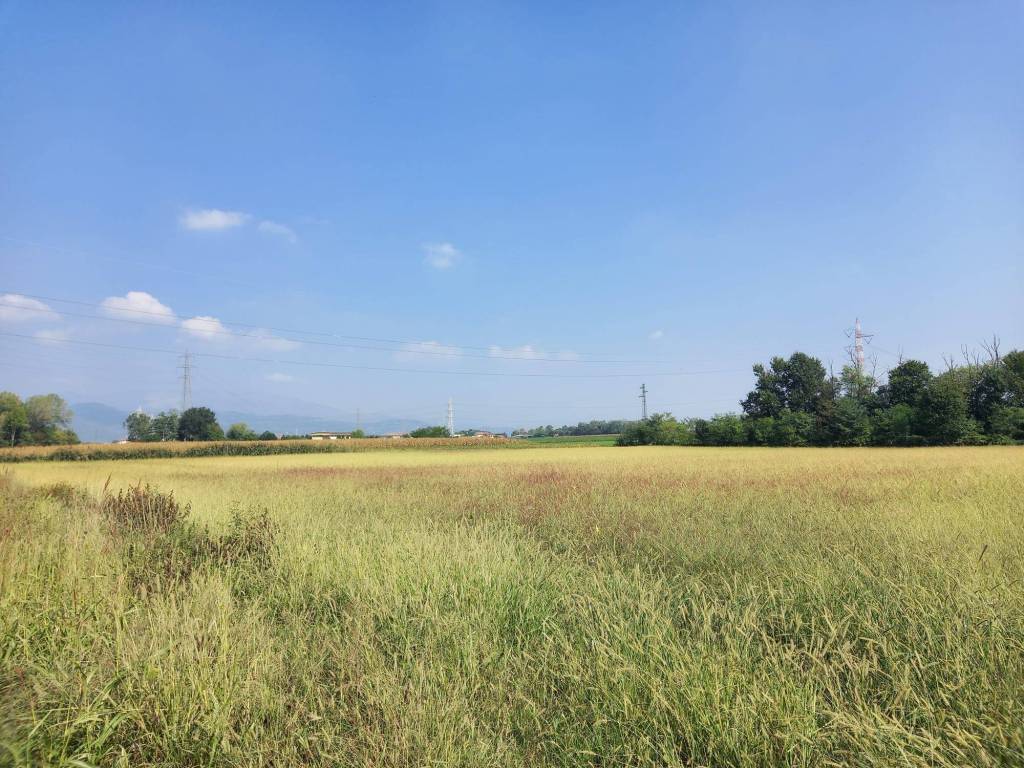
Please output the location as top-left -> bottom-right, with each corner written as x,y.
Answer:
848,319 -> 873,373
179,351 -> 193,411
855,318 -> 865,372
639,383 -> 648,420
356,408 -> 361,432
446,398 -> 455,436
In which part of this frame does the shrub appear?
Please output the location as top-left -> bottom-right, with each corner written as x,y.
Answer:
214,507 -> 278,572
101,483 -> 190,536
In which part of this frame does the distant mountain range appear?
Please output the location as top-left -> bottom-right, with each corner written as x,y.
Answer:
70,402 -> 436,443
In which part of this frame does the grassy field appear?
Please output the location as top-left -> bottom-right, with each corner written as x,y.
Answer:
522,434 -> 620,446
0,436 -> 533,463
1,446 -> 1023,767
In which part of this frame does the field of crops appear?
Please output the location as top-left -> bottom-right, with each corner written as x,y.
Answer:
0,436 -> 529,463
2,445 -> 1023,767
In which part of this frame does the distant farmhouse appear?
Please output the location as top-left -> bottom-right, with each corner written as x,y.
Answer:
309,431 -> 352,441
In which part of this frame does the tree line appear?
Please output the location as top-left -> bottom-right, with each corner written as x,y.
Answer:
125,407 -> 280,442
0,392 -> 78,446
618,347 -> 1024,447
512,420 -> 633,438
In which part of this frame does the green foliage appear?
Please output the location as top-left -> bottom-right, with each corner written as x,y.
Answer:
519,420 -> 632,438
350,428 -> 366,438
620,348 -> 1024,448
0,391 -> 29,446
0,392 -> 76,446
838,364 -> 878,404
918,374 -> 978,444
409,425 -> 450,438
150,410 -> 180,441
881,359 -> 932,408
615,413 -> 693,446
124,410 -> 182,442
821,398 -> 873,446
258,430 -> 278,441
872,404 -> 922,446
987,406 -> 1024,442
177,407 -> 224,441
741,353 -> 828,418
226,422 -> 258,441
771,409 -> 817,446
697,413 -> 747,446
968,364 -> 1019,429
124,411 -> 152,441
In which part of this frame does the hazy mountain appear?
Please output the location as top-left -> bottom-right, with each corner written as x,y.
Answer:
216,411 -> 430,437
70,402 -> 130,443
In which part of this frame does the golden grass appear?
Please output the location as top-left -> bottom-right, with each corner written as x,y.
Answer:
2,446 -> 1023,766
0,436 -> 525,462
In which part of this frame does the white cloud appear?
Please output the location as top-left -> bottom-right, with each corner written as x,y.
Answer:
649,329 -> 664,340
247,329 -> 301,352
258,220 -> 298,243
423,242 -> 460,269
100,291 -> 176,324
180,208 -> 251,231
181,315 -> 229,340
177,318 -> 300,351
394,340 -> 461,361
0,294 -> 59,323
265,372 -> 295,383
34,328 -> 68,344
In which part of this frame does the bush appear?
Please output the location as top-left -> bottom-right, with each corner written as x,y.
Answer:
409,426 -> 450,438
102,483 -> 190,536
98,483 -> 278,595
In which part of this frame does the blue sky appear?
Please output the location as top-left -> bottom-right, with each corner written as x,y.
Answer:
1,1 -> 1021,430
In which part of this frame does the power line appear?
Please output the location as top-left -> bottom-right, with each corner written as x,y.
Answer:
0,332 -> 742,379
0,294 -> 675,365
179,351 -> 193,411
0,299 -> 563,362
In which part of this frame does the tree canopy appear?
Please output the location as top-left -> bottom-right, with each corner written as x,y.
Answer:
177,407 -> 224,441
619,347 -> 1024,447
0,392 -> 77,446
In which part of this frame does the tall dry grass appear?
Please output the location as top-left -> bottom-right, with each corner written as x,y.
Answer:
0,436 -> 525,463
1,446 -> 1022,766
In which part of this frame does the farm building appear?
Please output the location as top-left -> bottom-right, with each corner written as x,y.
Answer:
309,431 -> 352,440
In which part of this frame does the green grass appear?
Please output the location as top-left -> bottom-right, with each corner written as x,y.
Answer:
523,434 -> 620,446
2,446 -> 1023,766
